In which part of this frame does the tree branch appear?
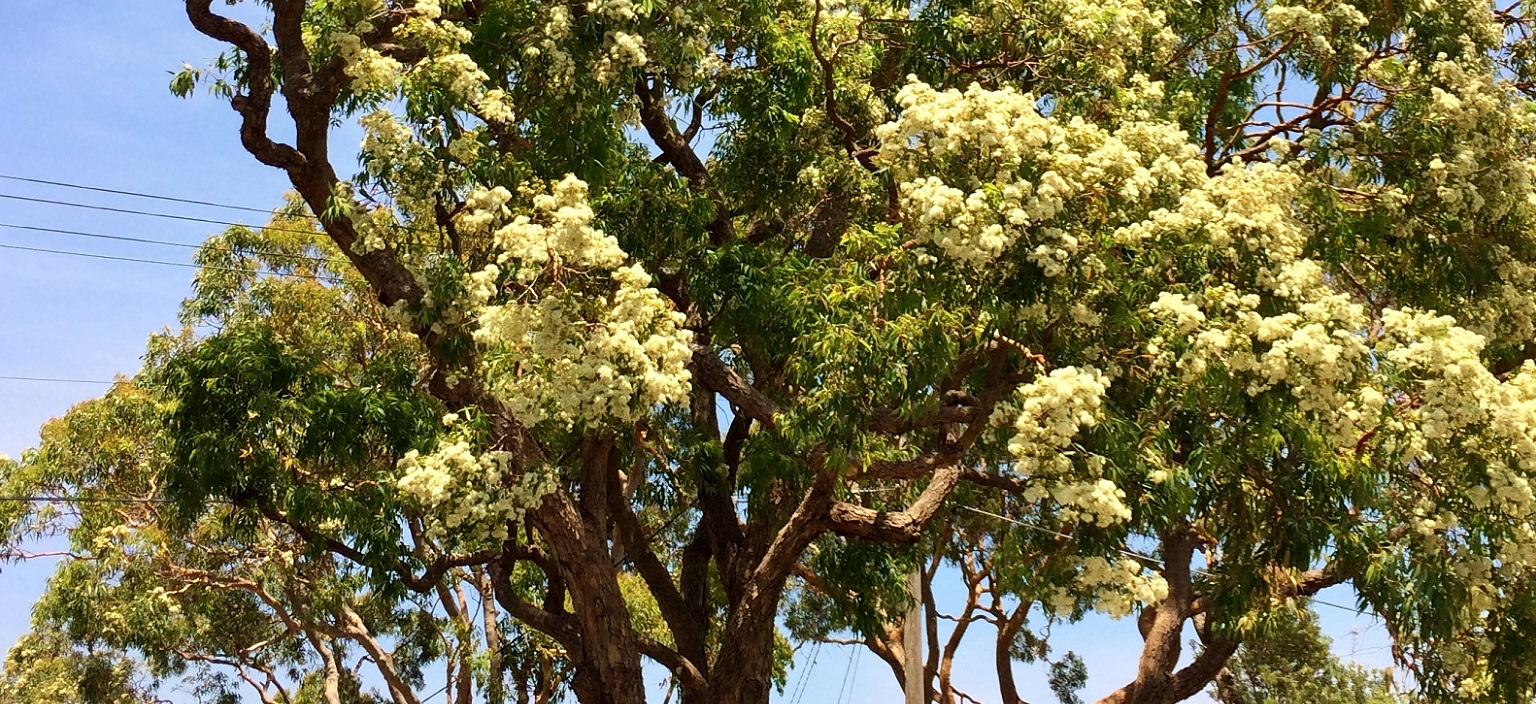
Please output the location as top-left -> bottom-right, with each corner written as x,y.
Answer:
184,0 -> 305,169
828,465 -> 962,544
689,343 -> 780,430
636,76 -> 734,243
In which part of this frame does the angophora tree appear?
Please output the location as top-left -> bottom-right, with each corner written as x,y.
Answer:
160,0 -> 1536,702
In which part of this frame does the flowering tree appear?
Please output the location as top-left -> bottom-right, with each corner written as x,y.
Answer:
151,0 -> 1536,702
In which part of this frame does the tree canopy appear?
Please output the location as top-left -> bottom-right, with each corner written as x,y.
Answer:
11,0 -> 1536,702
1210,605 -> 1402,704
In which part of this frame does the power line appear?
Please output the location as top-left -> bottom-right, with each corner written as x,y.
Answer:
834,646 -> 861,704
0,173 -> 300,218
0,495 -> 179,505
0,241 -> 342,283
788,641 -> 822,704
0,374 -> 115,385
0,221 -> 335,265
0,192 -> 330,239
0,191 -> 445,254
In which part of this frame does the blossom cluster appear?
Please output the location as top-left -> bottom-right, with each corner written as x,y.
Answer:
332,5 -> 497,113
1047,556 -> 1169,619
333,32 -> 403,95
466,175 -> 694,426
594,31 -> 648,83
1121,161 -> 1382,443
1027,477 -> 1133,527
876,79 -> 1203,267
396,440 -> 556,542
1004,367 -> 1134,527
1054,0 -> 1177,83
524,5 -> 576,87
1006,366 -> 1109,474
1263,2 -> 1369,59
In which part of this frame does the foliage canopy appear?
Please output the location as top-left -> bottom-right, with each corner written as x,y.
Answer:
12,0 -> 1536,702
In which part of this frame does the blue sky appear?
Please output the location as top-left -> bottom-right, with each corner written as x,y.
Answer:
0,2 -> 293,699
0,4 -> 1395,703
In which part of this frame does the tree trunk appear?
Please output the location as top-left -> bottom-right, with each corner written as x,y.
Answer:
995,607 -> 1028,704
699,582 -> 783,704
478,568 -> 507,704
532,494 -> 648,704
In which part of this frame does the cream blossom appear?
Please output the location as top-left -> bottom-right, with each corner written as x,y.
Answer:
466,175 -> 693,426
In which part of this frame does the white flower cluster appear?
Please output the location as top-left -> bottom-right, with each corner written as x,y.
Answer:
524,5 -> 576,88
1361,28 -> 1536,275
334,32 -> 403,95
594,31 -> 648,83
1005,367 -> 1134,526
468,177 -> 629,270
397,6 -> 473,52
1365,307 -> 1536,648
465,175 -> 694,425
1263,2 -> 1368,59
1120,160 -> 1387,443
1147,292 -> 1204,335
358,109 -> 442,222
413,0 -> 443,19
335,8 -> 489,106
1007,366 -> 1110,473
1114,162 -> 1307,260
430,53 -> 490,101
876,79 -> 1203,267
588,0 -> 637,21
1148,283 -> 1374,444
1027,477 -> 1133,527
1380,309 -> 1494,444
1047,556 -> 1169,618
1053,0 -> 1177,82
454,184 -> 514,236
477,88 -> 515,124
397,440 -> 557,542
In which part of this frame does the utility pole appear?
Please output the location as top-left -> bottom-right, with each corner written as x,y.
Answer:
904,568 -> 924,704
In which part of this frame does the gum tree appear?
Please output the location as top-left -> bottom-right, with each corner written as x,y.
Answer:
164,0 -> 1536,703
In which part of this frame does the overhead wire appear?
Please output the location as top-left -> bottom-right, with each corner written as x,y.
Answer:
788,641 -> 823,704
834,646 -> 861,704
0,222 -> 336,265
0,173 -> 303,218
0,495 -> 180,505
0,187 -> 443,255
0,242 -> 343,283
0,192 -> 331,238
0,374 -> 115,385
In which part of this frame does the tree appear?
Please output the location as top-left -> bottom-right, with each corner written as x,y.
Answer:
1211,605 -> 1405,704
56,0 -> 1536,702
0,222 -> 570,704
0,626 -> 159,704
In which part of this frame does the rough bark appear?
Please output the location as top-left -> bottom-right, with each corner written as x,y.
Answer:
529,491 -> 649,704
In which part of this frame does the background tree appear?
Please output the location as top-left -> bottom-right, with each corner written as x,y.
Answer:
0,221 -> 569,704
0,626 -> 160,704
1211,606 -> 1405,704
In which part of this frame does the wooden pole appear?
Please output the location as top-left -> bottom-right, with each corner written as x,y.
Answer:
904,568 -> 924,704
